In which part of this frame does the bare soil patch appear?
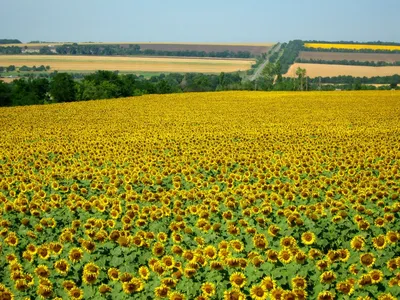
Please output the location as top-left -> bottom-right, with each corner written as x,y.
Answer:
299,51 -> 400,63
285,63 -> 400,78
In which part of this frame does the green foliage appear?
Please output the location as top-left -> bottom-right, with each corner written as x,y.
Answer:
50,73 -> 76,102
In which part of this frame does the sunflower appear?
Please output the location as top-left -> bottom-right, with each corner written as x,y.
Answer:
108,268 -> 119,281
384,232 -> 397,246
26,243 -> 37,254
37,245 -> 50,260
171,245 -> 183,256
169,291 -> 186,300
98,284 -> 112,294
120,272 -> 134,283
138,266 -> 150,280
125,278 -> 144,294
278,249 -> 292,264
161,277 -> 177,288
317,291 -> 335,300
152,242 -> 165,257
301,231 -> 316,245
349,264 -> 360,275
14,279 -> 29,292
260,250 -> 275,264
162,256 -> 175,269
253,234 -> 268,249
201,282 -> 216,297
62,280 -> 75,291
154,285 -> 169,298
50,242 -> 63,255
199,246 -> 216,261
372,235 -> 387,250
68,287 -> 83,300
320,271 -> 336,284
358,274 -> 372,287
68,248 -> 83,263
360,253 -> 375,268
350,236 -> 365,251
387,259 -> 397,271
336,280 -> 354,295
223,289 -> 245,300
184,267 -> 196,278
250,284 -> 267,300
230,240 -> 244,253
270,288 -> 284,300
280,236 -> 296,248
35,265 -> 50,278
210,261 -> 224,270
54,259 -> 69,275
82,262 -> 100,284
230,272 -> 246,289
369,269 -> 384,284
291,275 -> 307,289
377,293 -> 397,300
308,248 -> 322,260
267,224 -> 280,237
293,288 -> 308,300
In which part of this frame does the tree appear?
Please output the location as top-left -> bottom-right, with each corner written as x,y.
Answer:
296,67 -> 307,91
6,65 -> 16,72
50,73 -> 76,102
0,81 -> 12,106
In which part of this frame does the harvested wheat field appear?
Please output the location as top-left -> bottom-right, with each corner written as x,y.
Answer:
0,55 -> 254,73
298,51 -> 400,63
285,63 -> 400,78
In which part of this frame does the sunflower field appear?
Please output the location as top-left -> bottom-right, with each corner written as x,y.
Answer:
0,91 -> 399,300
304,43 -> 400,52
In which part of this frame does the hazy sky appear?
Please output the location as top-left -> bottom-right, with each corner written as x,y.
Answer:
1,0 -> 399,43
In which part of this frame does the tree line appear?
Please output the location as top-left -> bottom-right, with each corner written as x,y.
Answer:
305,40 -> 400,46
296,58 -> 400,67
302,47 -> 400,54
0,65 -> 51,72
0,43 -> 253,58
1,69 -> 398,107
0,39 -> 22,44
55,44 -> 253,58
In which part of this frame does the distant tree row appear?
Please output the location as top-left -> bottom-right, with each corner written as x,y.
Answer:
0,39 -> 22,44
305,40 -> 400,46
302,47 -> 400,54
1,69 -> 398,107
54,44 -> 253,58
296,58 -> 400,66
0,71 -> 244,106
0,44 -> 253,58
309,74 -> 400,85
0,46 -> 22,54
0,65 -> 51,72
276,40 -> 304,73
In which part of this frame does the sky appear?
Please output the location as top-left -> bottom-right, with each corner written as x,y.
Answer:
1,0 -> 399,43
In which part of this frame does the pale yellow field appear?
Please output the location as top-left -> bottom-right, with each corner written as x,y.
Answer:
305,43 -> 400,51
0,55 -> 254,73
285,63 -> 400,78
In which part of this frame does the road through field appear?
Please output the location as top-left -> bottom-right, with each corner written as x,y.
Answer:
250,43 -> 281,81
0,55 -> 255,73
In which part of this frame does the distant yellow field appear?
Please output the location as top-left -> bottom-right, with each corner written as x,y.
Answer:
304,43 -> 400,51
285,63 -> 400,78
0,55 -> 254,73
